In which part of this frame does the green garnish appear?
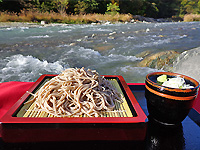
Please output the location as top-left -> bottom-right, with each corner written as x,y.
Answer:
157,74 -> 194,89
157,74 -> 167,83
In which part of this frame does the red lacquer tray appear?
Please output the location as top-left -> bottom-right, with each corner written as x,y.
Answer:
1,75 -> 147,143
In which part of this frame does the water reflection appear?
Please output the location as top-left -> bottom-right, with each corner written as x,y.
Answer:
145,117 -> 185,150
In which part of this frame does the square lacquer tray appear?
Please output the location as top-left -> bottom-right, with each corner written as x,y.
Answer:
1,75 -> 147,143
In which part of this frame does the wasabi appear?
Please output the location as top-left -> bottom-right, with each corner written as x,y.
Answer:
157,74 -> 167,83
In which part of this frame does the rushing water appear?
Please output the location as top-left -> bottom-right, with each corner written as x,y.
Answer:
0,21 -> 200,83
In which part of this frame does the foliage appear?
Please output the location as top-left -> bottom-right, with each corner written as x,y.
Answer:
141,1 -> 159,18
20,0 -> 69,14
0,0 -> 200,20
180,0 -> 200,15
74,0 -> 98,14
119,0 -> 144,15
106,2 -> 120,15
150,0 -> 182,18
74,0 -> 88,14
53,0 -> 69,15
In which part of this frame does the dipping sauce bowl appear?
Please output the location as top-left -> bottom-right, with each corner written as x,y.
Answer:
145,72 -> 199,125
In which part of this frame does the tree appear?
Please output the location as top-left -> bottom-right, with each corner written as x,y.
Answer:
39,1 -> 56,12
106,2 -> 120,15
149,0 -> 181,18
0,0 -> 24,12
142,2 -> 159,18
119,0 -> 145,15
180,0 -> 200,15
198,0 -> 200,10
53,0 -> 69,15
74,0 -> 98,14
74,0 -> 88,14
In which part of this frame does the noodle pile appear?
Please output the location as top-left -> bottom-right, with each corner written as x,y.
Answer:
26,67 -> 123,117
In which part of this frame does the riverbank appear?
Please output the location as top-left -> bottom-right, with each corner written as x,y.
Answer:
0,10 -> 183,26
0,11 -> 133,24
0,16 -> 176,29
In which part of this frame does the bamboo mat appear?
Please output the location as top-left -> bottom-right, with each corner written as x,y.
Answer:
16,78 -> 133,118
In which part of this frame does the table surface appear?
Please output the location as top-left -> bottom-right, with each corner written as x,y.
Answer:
129,83 -> 200,150
0,83 -> 200,150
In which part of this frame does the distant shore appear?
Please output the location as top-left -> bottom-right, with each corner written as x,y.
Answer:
1,13 -> 199,28
0,22 -> 67,28
0,16 -> 178,28
0,10 -> 185,27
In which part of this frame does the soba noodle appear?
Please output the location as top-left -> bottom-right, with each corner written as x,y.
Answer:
25,67 -> 123,117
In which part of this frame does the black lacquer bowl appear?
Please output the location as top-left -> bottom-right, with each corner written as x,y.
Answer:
145,72 -> 199,125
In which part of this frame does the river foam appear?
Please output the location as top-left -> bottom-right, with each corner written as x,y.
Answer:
0,54 -> 64,82
26,35 -> 50,39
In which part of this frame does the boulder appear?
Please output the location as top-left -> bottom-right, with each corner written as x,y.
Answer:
173,47 -> 200,81
138,50 -> 180,70
41,21 -> 46,25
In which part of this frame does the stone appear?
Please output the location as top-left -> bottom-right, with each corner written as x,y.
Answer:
104,21 -> 111,25
94,43 -> 114,51
109,32 -> 116,36
69,43 -> 76,46
108,36 -> 115,39
41,21 -> 46,25
138,50 -> 180,70
173,47 -> 200,81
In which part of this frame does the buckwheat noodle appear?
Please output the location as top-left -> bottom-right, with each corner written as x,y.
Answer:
25,67 -> 123,117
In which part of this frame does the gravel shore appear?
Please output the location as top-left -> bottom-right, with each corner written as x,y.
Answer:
0,22 -> 69,28
0,22 -> 39,27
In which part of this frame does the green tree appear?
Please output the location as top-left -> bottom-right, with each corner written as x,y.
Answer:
198,0 -> 200,9
53,0 -> 69,15
74,0 -> 98,14
180,0 -> 200,14
39,1 -> 56,12
140,1 -> 159,18
149,0 -> 181,18
119,0 -> 146,16
74,0 -> 88,14
106,2 -> 120,15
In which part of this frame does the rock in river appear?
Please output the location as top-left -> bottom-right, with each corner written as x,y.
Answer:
94,43 -> 114,51
138,50 -> 180,70
173,47 -> 200,81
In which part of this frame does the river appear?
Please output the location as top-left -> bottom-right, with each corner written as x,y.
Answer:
0,21 -> 200,83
